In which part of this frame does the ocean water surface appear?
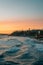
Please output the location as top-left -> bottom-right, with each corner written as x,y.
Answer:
0,36 -> 43,65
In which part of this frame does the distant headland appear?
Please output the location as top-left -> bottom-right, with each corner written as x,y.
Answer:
9,29 -> 43,39
0,29 -> 43,39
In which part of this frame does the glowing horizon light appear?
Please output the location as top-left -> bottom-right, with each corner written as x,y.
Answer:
0,18 -> 43,34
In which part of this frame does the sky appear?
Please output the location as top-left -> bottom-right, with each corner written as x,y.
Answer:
0,0 -> 43,34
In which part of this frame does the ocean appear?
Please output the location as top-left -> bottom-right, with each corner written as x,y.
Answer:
0,36 -> 43,65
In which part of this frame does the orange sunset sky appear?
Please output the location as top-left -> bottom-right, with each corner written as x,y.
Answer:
0,0 -> 43,34
0,18 -> 43,34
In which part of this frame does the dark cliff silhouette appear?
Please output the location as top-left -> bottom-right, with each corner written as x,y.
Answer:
9,29 -> 43,39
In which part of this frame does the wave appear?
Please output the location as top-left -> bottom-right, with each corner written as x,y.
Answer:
0,36 -> 43,65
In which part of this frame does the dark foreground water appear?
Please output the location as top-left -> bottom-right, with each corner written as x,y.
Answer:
0,36 -> 43,65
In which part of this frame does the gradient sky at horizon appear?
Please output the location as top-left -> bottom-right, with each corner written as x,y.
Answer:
0,0 -> 43,34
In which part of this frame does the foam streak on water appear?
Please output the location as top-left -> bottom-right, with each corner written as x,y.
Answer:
0,36 -> 43,65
